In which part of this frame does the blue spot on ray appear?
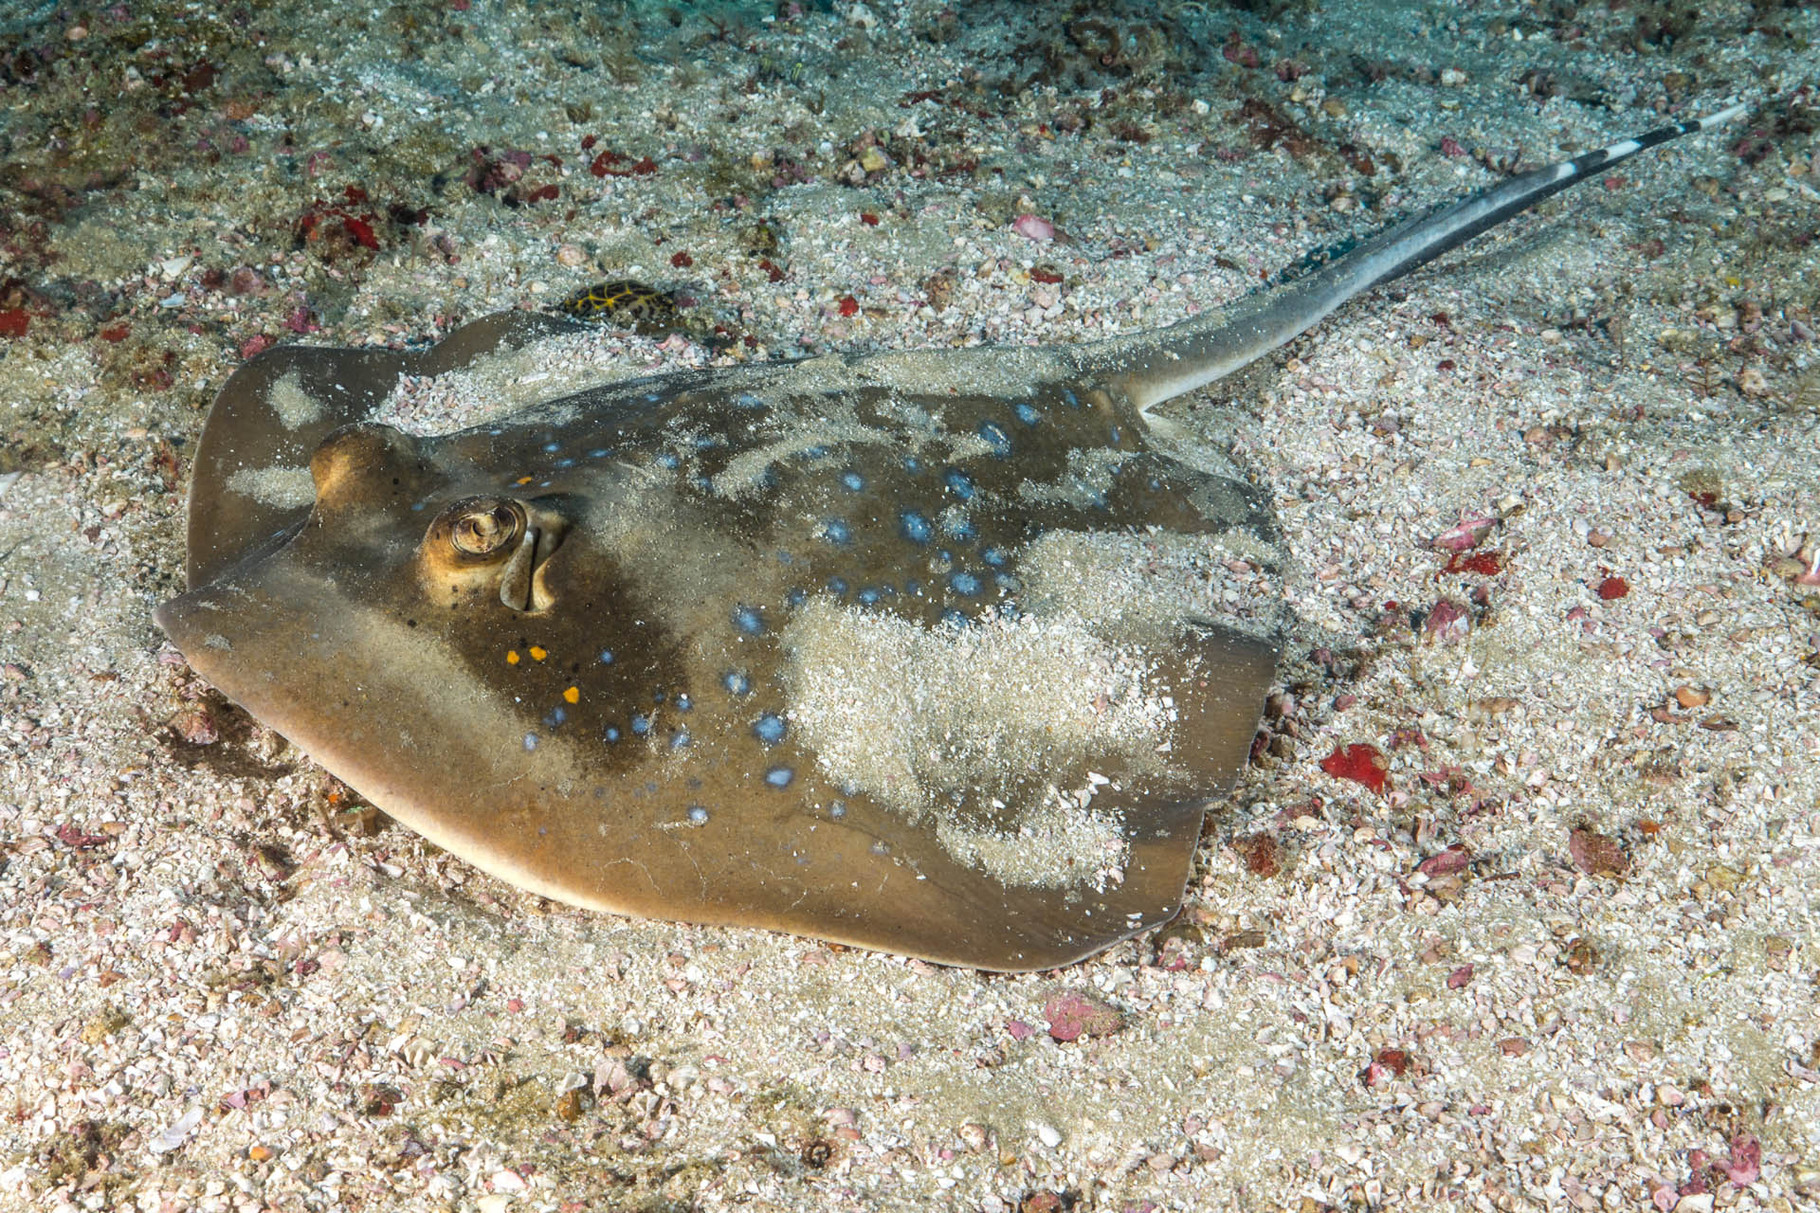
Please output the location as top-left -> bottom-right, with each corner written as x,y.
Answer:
523,733 -> 538,751
765,766 -> 794,788
631,714 -> 651,735
979,422 -> 1011,456
827,576 -> 849,595
950,571 -> 982,596
753,713 -> 786,744
688,805 -> 710,824
1015,403 -> 1040,425
734,606 -> 765,635
603,726 -> 621,743
723,671 -> 751,695
944,470 -> 975,500
982,546 -> 1009,567
841,470 -> 865,491
599,649 -> 614,664
822,520 -> 852,544
900,512 -> 932,543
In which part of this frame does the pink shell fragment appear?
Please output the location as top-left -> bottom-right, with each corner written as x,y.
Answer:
1424,599 -> 1470,642
1432,516 -> 1496,553
1417,845 -> 1470,878
1011,213 -> 1055,242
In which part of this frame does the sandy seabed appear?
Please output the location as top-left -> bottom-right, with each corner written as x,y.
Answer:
1,1 -> 1818,1209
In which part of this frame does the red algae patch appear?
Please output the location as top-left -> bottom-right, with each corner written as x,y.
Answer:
1319,742 -> 1390,794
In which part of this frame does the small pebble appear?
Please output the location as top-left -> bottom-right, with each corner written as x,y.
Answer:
1672,685 -> 1709,708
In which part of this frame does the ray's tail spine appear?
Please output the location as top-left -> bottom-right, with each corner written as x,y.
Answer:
1092,104 -> 1748,411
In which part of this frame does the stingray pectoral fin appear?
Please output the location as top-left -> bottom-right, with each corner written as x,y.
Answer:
692,623 -> 1280,971
740,790 -> 1215,972
443,764 -> 1214,972
183,311 -> 582,590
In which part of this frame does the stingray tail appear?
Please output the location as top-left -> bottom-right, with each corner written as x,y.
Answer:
1079,104 -> 1747,413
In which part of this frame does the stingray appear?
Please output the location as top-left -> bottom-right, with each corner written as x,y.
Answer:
156,107 -> 1740,970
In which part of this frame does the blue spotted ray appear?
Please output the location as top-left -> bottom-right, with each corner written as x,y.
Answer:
156,108 -> 1740,970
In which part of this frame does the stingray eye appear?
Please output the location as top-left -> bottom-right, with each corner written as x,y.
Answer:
445,499 -> 524,559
